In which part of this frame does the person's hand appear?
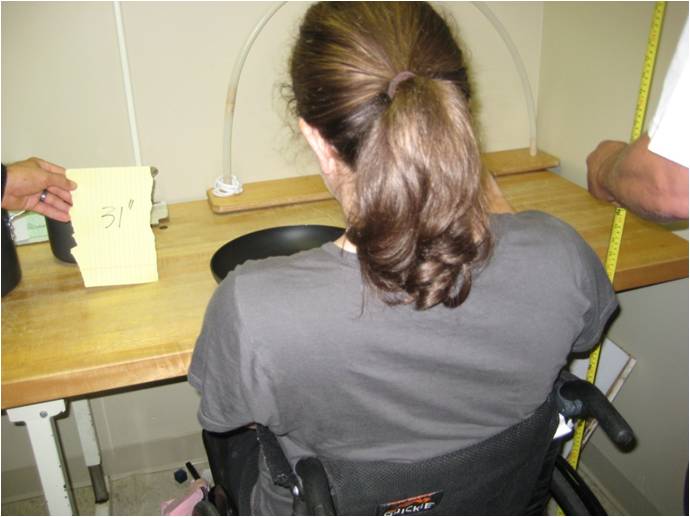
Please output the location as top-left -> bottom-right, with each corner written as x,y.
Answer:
2,157 -> 77,222
586,140 -> 627,203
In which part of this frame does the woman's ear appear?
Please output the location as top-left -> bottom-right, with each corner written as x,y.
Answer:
299,118 -> 338,177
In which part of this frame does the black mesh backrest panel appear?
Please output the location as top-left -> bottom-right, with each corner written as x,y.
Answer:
320,396 -> 558,515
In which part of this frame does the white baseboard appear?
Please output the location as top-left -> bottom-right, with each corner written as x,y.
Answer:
578,462 -> 628,515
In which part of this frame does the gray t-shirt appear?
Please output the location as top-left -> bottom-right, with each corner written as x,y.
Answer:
188,211 -> 618,515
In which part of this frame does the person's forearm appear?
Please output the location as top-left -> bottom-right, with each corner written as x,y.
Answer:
592,135 -> 688,221
608,135 -> 688,220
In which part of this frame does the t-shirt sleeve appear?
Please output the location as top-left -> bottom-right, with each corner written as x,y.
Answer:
648,21 -> 688,167
188,273 -> 279,433
570,237 -> 619,353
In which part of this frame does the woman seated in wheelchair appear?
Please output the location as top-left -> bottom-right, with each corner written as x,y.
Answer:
189,2 -> 618,514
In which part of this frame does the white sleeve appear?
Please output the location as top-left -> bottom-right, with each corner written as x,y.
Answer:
648,20 -> 689,168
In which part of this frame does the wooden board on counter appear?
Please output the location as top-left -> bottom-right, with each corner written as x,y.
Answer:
207,148 -> 560,213
208,175 -> 332,214
483,148 -> 559,176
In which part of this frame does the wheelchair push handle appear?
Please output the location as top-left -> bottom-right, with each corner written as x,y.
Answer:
558,378 -> 635,450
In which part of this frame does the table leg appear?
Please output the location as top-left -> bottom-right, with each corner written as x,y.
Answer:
72,399 -> 110,505
6,400 -> 75,516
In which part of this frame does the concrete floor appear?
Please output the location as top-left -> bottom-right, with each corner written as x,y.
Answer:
1,463 -> 211,516
2,461 -> 624,516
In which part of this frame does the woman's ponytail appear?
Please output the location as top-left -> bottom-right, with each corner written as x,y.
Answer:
289,2 -> 493,310
349,75 -> 492,309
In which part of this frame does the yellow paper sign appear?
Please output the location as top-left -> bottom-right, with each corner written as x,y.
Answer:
66,167 -> 158,287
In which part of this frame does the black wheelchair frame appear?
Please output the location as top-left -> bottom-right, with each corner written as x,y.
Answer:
196,370 -> 634,516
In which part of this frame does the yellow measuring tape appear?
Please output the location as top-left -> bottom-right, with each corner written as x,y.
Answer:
565,1 -> 666,472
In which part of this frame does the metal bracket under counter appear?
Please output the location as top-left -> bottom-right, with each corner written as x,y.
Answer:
7,399 -> 110,516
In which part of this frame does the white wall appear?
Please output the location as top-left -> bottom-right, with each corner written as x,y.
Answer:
538,2 -> 688,514
1,3 -> 132,170
1,0 -> 546,502
2,2 -> 543,202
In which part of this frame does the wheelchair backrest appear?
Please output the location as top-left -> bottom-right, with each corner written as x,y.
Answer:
312,396 -> 558,515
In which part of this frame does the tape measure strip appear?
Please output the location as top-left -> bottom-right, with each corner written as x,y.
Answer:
565,1 -> 666,472
630,2 -> 667,143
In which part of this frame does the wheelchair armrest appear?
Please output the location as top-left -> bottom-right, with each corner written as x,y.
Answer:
556,373 -> 635,451
295,458 -> 336,516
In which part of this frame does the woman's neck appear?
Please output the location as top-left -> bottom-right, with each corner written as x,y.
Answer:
334,233 -> 357,253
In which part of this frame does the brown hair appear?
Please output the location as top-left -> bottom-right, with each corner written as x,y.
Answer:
288,1 -> 493,310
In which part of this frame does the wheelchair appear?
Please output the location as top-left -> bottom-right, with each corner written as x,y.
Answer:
197,370 -> 634,516
200,228 -> 634,515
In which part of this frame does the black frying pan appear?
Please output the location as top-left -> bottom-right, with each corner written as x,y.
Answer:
210,224 -> 345,283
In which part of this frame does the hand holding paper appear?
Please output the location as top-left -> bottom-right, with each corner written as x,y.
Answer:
66,167 -> 158,287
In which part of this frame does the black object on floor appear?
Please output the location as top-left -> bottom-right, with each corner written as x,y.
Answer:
174,468 -> 188,484
186,461 -> 201,480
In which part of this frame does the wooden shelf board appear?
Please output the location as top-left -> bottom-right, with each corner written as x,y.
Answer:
483,148 -> 560,176
207,148 -> 561,214
208,175 -> 332,214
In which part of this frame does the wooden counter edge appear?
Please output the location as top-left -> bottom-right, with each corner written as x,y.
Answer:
615,257 -> 689,292
1,351 -> 192,410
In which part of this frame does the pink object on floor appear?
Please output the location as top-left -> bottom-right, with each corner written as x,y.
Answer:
161,479 -> 209,515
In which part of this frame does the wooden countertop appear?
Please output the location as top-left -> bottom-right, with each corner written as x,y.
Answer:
499,171 -> 688,291
1,200 -> 345,409
2,170 -> 687,409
